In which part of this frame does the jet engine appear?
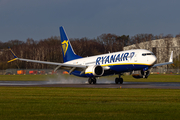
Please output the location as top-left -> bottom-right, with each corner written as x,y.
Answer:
132,70 -> 150,79
85,65 -> 104,77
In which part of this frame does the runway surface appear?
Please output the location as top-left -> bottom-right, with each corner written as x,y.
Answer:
0,80 -> 180,89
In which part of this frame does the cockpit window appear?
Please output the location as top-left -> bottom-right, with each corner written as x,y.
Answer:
142,53 -> 154,56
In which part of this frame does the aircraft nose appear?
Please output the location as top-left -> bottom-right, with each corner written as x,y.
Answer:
151,55 -> 157,65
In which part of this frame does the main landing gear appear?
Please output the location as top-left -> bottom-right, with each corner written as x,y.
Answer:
88,77 -> 97,84
115,74 -> 123,84
88,75 -> 123,85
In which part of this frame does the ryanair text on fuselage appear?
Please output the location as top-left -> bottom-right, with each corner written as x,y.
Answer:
96,52 -> 135,65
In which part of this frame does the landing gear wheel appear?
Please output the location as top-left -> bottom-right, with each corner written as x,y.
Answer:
92,78 -> 96,84
88,77 -> 97,84
115,78 -> 119,84
119,78 -> 123,84
88,78 -> 92,84
115,74 -> 124,84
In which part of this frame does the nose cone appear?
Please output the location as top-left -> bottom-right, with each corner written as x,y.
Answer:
150,55 -> 157,65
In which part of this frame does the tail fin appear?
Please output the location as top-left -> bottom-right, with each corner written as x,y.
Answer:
59,26 -> 82,62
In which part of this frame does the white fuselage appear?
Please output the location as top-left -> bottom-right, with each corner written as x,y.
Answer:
65,49 -> 157,69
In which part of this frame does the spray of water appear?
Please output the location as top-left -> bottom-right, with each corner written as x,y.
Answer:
0,74 -> 115,86
47,74 -> 114,84
47,74 -> 86,84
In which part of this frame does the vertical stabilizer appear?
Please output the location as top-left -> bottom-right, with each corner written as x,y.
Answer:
59,26 -> 82,62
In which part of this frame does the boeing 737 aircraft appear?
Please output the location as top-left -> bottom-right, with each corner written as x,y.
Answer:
8,26 -> 173,84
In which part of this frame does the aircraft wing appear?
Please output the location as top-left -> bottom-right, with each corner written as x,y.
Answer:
8,48 -> 87,74
152,51 -> 173,67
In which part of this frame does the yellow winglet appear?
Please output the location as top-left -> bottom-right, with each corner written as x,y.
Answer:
7,58 -> 18,63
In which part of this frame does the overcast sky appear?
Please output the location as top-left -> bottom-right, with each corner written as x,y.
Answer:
0,0 -> 180,42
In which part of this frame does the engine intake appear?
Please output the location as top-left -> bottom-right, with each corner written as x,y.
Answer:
85,65 -> 104,77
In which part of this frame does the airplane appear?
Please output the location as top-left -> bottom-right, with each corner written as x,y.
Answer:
8,26 -> 173,84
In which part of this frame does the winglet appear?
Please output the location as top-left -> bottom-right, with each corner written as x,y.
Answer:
152,51 -> 173,67
8,47 -> 18,63
8,47 -> 17,58
169,51 -> 173,62
7,58 -> 18,63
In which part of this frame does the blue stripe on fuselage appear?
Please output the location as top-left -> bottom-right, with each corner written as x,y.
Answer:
70,64 -> 149,78
109,64 -> 149,72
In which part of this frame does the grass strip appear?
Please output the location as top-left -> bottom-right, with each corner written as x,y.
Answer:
0,87 -> 180,120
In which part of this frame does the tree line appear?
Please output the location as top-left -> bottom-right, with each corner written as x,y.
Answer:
0,33 -> 179,70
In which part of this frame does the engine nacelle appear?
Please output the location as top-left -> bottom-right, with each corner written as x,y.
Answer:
85,65 -> 104,77
132,70 -> 150,79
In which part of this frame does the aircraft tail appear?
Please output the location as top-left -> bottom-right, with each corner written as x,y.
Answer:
59,26 -> 82,62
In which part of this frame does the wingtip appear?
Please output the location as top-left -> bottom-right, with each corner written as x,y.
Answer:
169,51 -> 173,62
8,47 -> 18,58
7,58 -> 18,63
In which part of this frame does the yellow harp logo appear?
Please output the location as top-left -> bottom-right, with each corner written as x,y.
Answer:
62,40 -> 69,56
